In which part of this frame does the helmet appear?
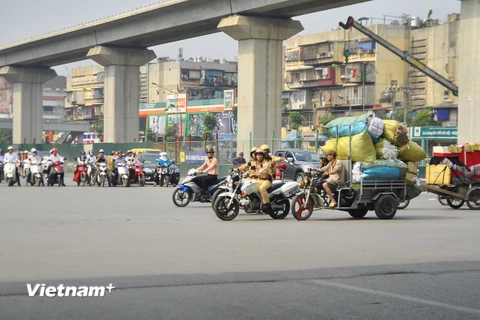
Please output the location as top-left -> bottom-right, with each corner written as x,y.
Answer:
8,146 -> 13,150
89,150 -> 94,155
160,152 -> 168,157
206,147 -> 215,153
255,149 -> 265,156
260,144 -> 270,153
81,151 -> 86,155
99,149 -> 105,153
31,148 -> 37,153
23,150 -> 28,154
52,148 -> 58,153
250,147 -> 257,156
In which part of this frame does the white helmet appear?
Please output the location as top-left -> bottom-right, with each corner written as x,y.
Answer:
7,146 -> 13,150
31,148 -> 37,153
160,152 -> 168,157
99,149 -> 105,153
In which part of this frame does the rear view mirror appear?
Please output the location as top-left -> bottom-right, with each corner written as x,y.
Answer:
286,157 -> 294,163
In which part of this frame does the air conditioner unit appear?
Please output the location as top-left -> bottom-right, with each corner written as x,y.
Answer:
286,125 -> 290,130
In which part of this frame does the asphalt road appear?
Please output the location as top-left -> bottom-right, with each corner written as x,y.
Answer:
0,176 -> 479,319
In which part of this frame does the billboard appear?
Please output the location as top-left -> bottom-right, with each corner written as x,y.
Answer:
147,115 -> 167,136
167,113 -> 186,136
166,93 -> 188,113
187,113 -> 206,136
213,111 -> 237,134
224,89 -> 235,111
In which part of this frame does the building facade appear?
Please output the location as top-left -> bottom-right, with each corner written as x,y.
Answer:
283,13 -> 460,128
0,76 -> 67,120
65,66 -> 105,121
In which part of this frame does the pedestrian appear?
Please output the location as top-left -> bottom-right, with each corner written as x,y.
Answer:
233,152 -> 246,167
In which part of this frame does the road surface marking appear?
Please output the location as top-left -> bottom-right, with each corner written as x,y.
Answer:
309,279 -> 480,316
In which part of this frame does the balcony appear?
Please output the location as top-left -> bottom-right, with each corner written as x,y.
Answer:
285,67 -> 337,89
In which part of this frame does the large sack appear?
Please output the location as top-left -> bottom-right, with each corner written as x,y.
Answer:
382,120 -> 409,147
322,138 -> 348,160
374,139 -> 398,160
328,121 -> 367,138
368,116 -> 384,138
399,141 -> 427,162
362,166 -> 407,180
406,184 -> 423,200
358,159 -> 408,170
322,130 -> 377,163
375,139 -> 384,159
325,114 -> 371,129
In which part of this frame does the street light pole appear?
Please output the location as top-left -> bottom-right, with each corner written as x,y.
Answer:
362,63 -> 366,113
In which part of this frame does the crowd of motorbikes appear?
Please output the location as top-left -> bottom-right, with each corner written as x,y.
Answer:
0,150 -> 180,188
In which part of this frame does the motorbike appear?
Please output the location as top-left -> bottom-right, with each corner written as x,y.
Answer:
117,161 -> 130,187
96,163 -> 109,187
157,162 -> 178,187
41,159 -> 50,181
48,161 -> 65,187
87,164 -> 96,186
172,169 -> 230,208
4,160 -> 18,187
132,163 -> 146,187
291,168 -> 329,220
76,164 -> 88,186
213,165 -> 300,221
30,159 -> 44,187
23,160 -> 31,179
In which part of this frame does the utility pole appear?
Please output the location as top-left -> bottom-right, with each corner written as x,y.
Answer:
403,87 -> 411,125
362,62 -> 366,113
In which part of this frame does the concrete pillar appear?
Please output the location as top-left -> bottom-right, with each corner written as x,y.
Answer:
87,46 -> 156,143
0,66 -> 56,144
218,16 -> 303,153
458,0 -> 480,143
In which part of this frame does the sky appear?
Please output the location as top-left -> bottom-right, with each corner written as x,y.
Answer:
0,0 -> 460,76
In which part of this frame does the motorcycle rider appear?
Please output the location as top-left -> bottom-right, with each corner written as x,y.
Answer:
20,150 -> 29,177
73,151 -> 88,183
86,150 -> 96,185
250,148 -> 274,214
154,152 -> 174,187
27,148 -> 44,186
126,150 -> 136,180
249,147 -> 257,162
312,150 -> 345,208
107,151 -> 117,184
0,148 -> 4,181
4,146 -> 21,186
260,144 -> 285,179
47,147 -> 66,186
195,146 -> 218,192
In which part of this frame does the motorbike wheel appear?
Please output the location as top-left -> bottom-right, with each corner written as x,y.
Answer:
172,188 -> 193,207
81,174 -> 87,187
269,198 -> 290,220
77,180 -> 81,186
139,176 -> 146,187
7,178 -> 13,187
36,177 -> 41,187
397,199 -> 410,210
122,177 -> 129,187
211,189 -> 226,209
348,207 -> 369,219
214,196 -> 239,221
291,194 -> 314,221
447,198 -> 464,210
101,176 -> 106,187
164,176 -> 169,187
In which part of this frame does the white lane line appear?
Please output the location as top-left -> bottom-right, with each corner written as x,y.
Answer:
309,279 -> 480,316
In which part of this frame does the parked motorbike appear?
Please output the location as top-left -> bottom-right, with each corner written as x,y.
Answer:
48,161 -> 64,187
213,165 -> 300,221
96,163 -> 109,187
4,160 -> 18,187
172,169 -> 230,208
30,159 -> 44,187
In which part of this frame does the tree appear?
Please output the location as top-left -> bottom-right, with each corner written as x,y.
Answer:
319,114 -> 336,126
0,129 -> 12,144
289,111 -> 305,131
93,116 -> 104,135
411,110 -> 436,127
392,109 -> 413,126
165,125 -> 177,142
203,113 -> 218,141
146,129 -> 157,142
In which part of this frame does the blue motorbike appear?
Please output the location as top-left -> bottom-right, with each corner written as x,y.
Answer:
172,169 -> 229,207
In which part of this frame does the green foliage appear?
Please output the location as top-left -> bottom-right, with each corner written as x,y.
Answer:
0,129 -> 12,144
146,129 -> 157,142
392,109 -> 413,126
165,125 -> 177,142
203,113 -> 218,140
289,111 -> 305,131
411,110 -> 435,127
93,117 -> 104,135
319,114 -> 336,126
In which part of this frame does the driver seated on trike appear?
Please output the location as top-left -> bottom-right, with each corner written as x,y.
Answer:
311,150 -> 345,208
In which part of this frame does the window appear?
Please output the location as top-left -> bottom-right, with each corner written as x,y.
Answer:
0,93 -> 3,102
43,106 -> 54,112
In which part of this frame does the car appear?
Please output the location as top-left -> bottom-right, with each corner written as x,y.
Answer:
136,153 -> 160,183
131,148 -> 162,155
275,149 -> 323,182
